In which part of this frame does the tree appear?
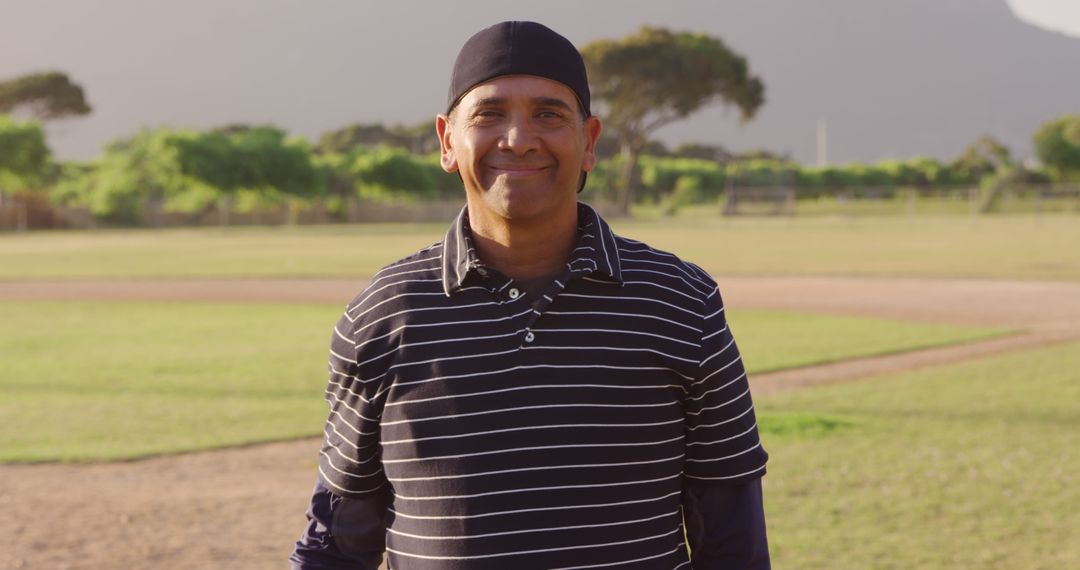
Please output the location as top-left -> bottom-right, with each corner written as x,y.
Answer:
950,135 -> 1013,183
1033,115 -> 1080,181
393,121 -> 442,155
0,115 -> 50,187
317,123 -> 395,154
317,121 -> 439,155
50,129 -> 191,225
171,126 -> 322,195
582,27 -> 764,213
0,115 -> 52,230
347,146 -> 438,201
0,71 -> 91,120
672,142 -> 734,163
168,126 -> 323,225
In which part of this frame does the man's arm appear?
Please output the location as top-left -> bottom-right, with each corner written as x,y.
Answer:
682,479 -> 770,570
291,302 -> 392,568
682,274 -> 771,566
290,479 -> 388,570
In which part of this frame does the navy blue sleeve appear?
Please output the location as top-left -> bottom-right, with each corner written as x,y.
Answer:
682,478 -> 771,569
290,479 -> 389,570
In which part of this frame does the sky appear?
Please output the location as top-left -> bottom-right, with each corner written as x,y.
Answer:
1005,0 -> 1080,37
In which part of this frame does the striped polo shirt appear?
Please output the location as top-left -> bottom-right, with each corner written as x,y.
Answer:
318,202 -> 768,569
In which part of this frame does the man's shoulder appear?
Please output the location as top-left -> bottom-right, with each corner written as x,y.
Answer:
612,234 -> 718,301
343,240 -> 446,315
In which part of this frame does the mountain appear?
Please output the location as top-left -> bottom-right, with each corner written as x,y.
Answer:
1,0 -> 1078,163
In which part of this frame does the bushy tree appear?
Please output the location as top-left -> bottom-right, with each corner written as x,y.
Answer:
1033,115 -> 1080,181
950,136 -> 1012,184
51,129 -> 192,224
0,115 -> 50,188
0,71 -> 91,120
168,126 -> 323,223
582,27 -> 764,213
346,147 -> 438,201
317,121 -> 439,155
639,156 -> 726,202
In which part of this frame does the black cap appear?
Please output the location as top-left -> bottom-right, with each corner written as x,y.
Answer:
446,21 -> 591,116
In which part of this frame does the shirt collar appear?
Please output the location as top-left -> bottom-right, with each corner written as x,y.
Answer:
441,202 -> 623,296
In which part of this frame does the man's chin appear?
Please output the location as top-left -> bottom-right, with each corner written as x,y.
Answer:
484,180 -> 544,203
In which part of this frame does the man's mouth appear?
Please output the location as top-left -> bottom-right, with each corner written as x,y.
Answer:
489,164 -> 548,176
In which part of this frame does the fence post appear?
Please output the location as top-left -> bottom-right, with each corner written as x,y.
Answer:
16,197 -> 28,232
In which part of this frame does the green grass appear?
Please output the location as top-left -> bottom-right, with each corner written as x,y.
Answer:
0,222 -> 445,280
758,341 -> 1080,569
0,301 -> 340,461
729,309 -> 1010,373
1,210 -> 1078,280
622,209 -> 1080,281
0,301 -> 1006,462
787,193 -> 1080,217
759,412 -> 855,438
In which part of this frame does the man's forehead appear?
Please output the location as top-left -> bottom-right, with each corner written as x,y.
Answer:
456,75 -> 583,111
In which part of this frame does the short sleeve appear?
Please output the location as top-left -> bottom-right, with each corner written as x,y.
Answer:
683,284 -> 768,484
317,307 -> 390,498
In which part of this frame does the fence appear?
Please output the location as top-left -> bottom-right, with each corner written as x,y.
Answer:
720,183 -> 1080,217
0,196 -> 471,231
1,184 -> 1078,231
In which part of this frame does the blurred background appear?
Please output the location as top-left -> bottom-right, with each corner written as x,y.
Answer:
1,1 -> 1078,569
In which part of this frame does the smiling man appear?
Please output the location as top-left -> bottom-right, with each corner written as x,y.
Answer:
291,21 -> 770,570
437,73 -> 598,283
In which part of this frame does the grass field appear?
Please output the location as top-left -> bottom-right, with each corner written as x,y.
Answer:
775,193 -> 1080,218
728,309 -> 1011,373
1,210 -> 1078,281
0,301 -> 338,461
760,340 -> 1080,569
0,300 -> 1007,462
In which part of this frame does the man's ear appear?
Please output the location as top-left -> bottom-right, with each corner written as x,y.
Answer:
581,115 -> 602,173
436,114 -> 458,173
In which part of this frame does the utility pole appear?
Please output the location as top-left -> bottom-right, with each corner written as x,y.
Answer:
817,118 -> 828,167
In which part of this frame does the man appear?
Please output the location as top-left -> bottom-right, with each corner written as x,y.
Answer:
292,21 -> 769,569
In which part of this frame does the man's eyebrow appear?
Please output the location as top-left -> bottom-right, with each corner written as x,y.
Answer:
472,96 -> 507,108
533,97 -> 575,111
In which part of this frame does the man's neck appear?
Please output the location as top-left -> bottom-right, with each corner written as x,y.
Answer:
466,204 -> 578,281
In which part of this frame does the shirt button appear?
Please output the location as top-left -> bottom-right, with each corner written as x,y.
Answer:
524,331 -> 535,343
508,288 -> 521,299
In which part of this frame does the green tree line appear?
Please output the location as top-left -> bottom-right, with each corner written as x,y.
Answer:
3,113 -> 1077,226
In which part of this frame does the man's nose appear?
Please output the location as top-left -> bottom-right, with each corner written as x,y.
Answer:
498,115 -> 540,154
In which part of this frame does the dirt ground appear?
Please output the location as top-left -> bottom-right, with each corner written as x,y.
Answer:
2,276 -> 1079,569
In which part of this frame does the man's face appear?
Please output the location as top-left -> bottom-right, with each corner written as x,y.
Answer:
436,75 -> 601,225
